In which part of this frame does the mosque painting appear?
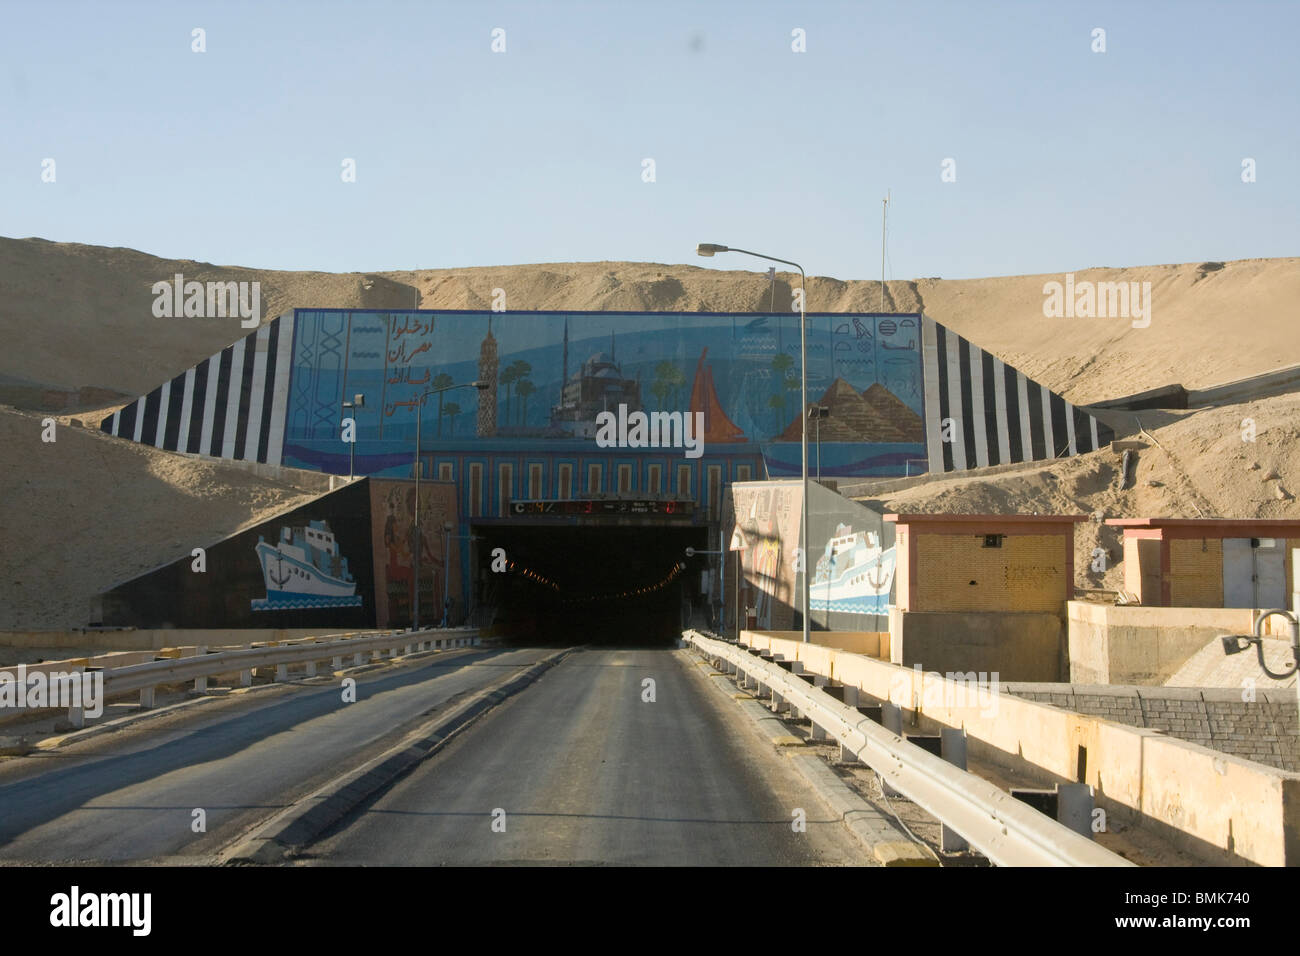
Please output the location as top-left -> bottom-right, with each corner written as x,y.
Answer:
280,309 -> 926,478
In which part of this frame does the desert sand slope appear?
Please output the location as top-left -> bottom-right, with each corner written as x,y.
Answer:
2,236 -> 1295,407
0,405 -> 322,629
0,237 -> 418,397
913,258 -> 1300,405
866,393 -> 1300,592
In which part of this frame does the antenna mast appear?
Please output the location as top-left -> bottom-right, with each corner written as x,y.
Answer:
880,190 -> 889,312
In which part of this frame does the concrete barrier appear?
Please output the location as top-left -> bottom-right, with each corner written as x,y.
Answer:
740,629 -> 1300,866
1068,603 -> 1262,684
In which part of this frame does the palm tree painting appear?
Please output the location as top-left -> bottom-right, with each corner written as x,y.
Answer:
500,359 -> 531,424
515,379 -> 535,425
770,352 -> 797,433
652,360 -> 686,411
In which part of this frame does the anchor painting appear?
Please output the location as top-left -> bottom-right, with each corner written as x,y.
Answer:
252,519 -> 364,611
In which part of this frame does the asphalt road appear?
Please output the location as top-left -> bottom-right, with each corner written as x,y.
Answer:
306,647 -> 871,865
0,646 -> 556,863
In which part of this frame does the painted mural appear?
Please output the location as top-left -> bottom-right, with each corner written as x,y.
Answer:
810,524 -> 894,616
98,479 -> 377,629
98,308 -> 1117,495
804,480 -> 895,632
369,479 -> 461,628
730,480 -> 804,632
280,309 -> 928,481
251,519 -> 363,611
725,479 -> 895,633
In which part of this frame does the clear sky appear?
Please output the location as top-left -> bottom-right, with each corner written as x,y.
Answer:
3,0 -> 1296,281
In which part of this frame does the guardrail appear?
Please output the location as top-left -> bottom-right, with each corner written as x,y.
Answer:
683,630 -> 1134,867
3,628 -> 479,730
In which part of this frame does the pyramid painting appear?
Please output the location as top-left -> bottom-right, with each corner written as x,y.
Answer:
777,379 -> 925,444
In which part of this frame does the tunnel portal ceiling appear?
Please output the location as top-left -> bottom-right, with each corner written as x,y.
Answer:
477,523 -> 706,595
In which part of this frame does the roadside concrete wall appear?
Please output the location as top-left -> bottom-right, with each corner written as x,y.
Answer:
1068,603 -> 1260,684
1006,683 -> 1300,773
888,610 -> 1062,682
741,630 -> 1300,866
756,630 -> 888,659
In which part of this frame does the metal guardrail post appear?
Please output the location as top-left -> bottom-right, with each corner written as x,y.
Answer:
880,701 -> 905,796
810,675 -> 831,741
941,728 -> 969,852
838,685 -> 861,764
193,647 -> 208,693
66,668 -> 87,729
788,662 -> 804,719
682,630 -> 1131,867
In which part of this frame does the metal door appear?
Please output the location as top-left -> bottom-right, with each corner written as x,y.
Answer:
1222,538 -> 1253,607
1253,538 -> 1285,608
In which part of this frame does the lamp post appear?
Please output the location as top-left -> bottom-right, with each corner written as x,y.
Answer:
440,521 -> 454,627
1220,608 -> 1300,726
698,243 -> 810,645
809,404 -> 829,481
341,393 -> 365,480
685,545 -> 724,632
412,380 -> 489,631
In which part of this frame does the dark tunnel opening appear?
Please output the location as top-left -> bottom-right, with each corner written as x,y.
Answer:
472,523 -> 710,645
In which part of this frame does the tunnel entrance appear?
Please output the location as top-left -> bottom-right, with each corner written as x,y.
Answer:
472,515 -> 709,645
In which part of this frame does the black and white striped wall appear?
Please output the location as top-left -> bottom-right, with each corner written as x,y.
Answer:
99,312 -> 296,466
921,315 -> 1114,473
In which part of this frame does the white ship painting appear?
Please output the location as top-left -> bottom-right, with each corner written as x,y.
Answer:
810,523 -> 895,615
252,519 -> 364,611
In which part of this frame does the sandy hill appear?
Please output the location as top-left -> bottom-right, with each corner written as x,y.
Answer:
0,237 -> 1296,631
862,392 -> 1300,592
2,236 -> 1296,408
0,405 -> 323,630
0,237 -> 418,400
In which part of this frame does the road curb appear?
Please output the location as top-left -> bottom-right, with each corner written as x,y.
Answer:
219,648 -> 574,865
691,650 -> 938,867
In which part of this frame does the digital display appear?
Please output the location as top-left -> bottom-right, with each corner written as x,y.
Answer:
510,499 -> 694,517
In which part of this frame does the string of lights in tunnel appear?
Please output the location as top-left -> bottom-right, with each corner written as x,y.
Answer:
503,556 -> 686,605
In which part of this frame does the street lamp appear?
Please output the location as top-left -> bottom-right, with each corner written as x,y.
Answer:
1221,608 -> 1300,725
440,521 -> 455,627
808,405 -> 829,481
698,242 -> 811,645
341,393 -> 365,480
412,379 -> 490,631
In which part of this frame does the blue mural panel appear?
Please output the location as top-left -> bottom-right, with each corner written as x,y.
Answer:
280,309 -> 928,491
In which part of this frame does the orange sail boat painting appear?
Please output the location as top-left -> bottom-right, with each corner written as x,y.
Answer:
689,348 -> 747,443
